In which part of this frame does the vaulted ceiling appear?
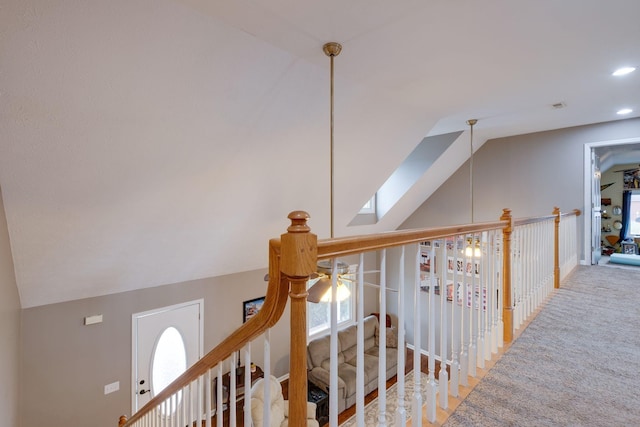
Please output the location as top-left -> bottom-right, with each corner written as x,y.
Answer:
2,0 -> 639,307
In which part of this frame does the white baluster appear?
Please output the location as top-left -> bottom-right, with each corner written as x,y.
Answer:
329,258 -> 339,427
188,380 -> 198,424
216,364 -> 223,427
484,231 -> 494,361
450,237 -> 461,395
468,234 -> 477,378
426,243 -> 437,422
395,247 -> 407,426
439,240 -> 449,409
476,234 -> 485,370
181,385 -> 187,427
378,249 -> 388,426
205,369 -> 212,427
243,343 -> 251,427
460,236 -> 469,386
356,253 -> 365,427
263,329 -> 271,427
230,353 -> 237,427
496,231 -> 504,350
412,244 -> 423,427
197,376 -> 203,427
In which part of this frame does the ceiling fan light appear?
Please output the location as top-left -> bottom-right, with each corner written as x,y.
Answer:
307,276 -> 351,303
320,281 -> 351,303
464,238 -> 481,257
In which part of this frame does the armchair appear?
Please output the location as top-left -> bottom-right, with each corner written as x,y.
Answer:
250,375 -> 319,427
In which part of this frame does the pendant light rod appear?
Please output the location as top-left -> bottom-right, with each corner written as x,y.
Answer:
324,42 -> 342,239
467,119 -> 477,223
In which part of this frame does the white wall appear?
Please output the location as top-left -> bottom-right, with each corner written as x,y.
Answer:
0,187 -> 21,427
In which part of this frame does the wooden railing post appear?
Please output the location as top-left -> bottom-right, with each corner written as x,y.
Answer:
553,207 -> 561,289
118,415 -> 127,427
280,211 -> 317,426
500,208 -> 514,344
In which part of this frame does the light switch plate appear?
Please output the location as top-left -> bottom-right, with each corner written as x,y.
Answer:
84,314 -> 103,325
104,381 -> 119,395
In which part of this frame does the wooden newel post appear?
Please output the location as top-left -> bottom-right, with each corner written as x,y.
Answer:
500,208 -> 514,344
280,211 -> 317,426
553,207 -> 561,289
118,415 -> 127,427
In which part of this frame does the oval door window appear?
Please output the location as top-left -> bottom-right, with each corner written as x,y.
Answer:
152,326 -> 187,414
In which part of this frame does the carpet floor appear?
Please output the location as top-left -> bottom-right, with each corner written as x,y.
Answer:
444,265 -> 640,426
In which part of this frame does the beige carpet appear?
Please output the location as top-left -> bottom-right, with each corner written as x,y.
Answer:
340,371 -> 429,426
444,265 -> 640,426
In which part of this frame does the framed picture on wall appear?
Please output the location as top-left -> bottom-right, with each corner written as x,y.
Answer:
243,297 -> 265,323
622,243 -> 638,255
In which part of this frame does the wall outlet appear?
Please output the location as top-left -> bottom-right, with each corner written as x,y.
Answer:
104,381 -> 119,395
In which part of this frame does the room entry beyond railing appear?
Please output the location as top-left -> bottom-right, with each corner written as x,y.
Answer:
119,207 -> 580,427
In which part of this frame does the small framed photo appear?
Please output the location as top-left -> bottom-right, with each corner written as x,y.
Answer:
243,297 -> 265,323
420,247 -> 435,273
622,243 -> 637,255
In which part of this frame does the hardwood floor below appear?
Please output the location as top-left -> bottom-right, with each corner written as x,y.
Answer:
281,348 -> 444,427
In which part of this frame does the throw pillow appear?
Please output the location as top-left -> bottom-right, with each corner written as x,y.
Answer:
375,326 -> 398,348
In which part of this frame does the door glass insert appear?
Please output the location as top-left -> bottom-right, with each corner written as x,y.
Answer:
152,326 -> 187,414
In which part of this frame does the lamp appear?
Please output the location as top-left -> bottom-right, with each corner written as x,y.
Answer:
465,119 -> 481,258
306,42 -> 351,303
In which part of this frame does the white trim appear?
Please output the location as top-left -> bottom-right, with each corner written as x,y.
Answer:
583,137 -> 640,265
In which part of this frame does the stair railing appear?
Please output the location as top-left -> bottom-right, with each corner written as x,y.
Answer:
118,207 -> 580,427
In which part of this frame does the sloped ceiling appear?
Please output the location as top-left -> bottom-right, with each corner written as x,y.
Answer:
1,0 -> 639,307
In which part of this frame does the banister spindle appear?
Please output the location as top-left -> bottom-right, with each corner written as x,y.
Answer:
280,211 -> 317,426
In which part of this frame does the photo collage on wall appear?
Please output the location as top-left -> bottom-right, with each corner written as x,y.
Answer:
419,238 -> 488,311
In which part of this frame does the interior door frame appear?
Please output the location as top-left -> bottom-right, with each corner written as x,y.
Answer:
131,299 -> 204,413
583,137 -> 640,265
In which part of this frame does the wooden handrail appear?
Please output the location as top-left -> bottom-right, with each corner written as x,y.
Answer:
317,220 -> 508,259
513,214 -> 556,227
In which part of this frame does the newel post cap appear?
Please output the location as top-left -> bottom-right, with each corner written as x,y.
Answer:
281,211 -> 317,278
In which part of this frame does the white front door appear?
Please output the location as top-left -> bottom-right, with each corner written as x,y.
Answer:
132,299 -> 203,415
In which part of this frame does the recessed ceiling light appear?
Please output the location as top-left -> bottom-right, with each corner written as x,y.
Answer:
612,66 -> 636,76
617,108 -> 633,115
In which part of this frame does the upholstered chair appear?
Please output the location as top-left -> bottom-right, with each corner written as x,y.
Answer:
250,375 -> 319,427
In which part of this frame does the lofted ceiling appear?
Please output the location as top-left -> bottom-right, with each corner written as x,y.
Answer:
1,0 -> 639,307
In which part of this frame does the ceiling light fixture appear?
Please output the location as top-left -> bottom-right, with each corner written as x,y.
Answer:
617,108 -> 633,115
465,119 -> 481,258
612,66 -> 636,76
306,42 -> 351,304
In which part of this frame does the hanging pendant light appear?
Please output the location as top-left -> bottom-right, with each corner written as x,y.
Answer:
465,119 -> 481,258
306,42 -> 351,303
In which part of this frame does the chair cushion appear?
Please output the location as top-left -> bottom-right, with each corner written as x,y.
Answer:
251,376 -> 286,427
